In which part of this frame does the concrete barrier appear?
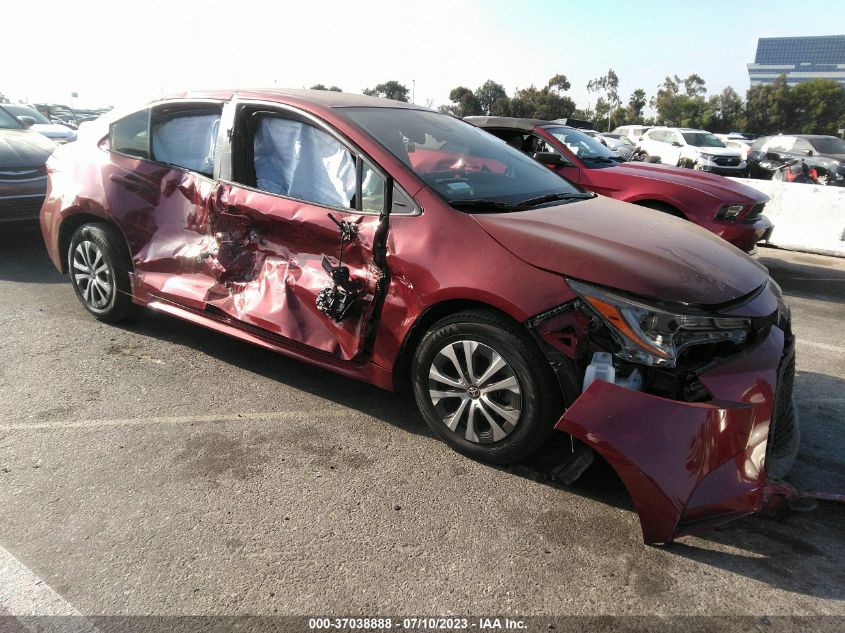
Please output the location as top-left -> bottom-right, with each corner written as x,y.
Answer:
729,177 -> 845,258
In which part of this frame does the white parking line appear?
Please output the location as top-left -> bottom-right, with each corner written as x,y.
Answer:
0,409 -> 352,432
0,544 -> 99,632
797,339 -> 845,354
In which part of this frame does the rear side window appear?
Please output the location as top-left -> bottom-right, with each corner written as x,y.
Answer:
151,106 -> 222,176
110,110 -> 150,158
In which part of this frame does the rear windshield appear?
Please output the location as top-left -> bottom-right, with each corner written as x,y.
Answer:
343,107 -> 581,208
3,105 -> 51,125
545,126 -> 616,160
0,107 -> 23,129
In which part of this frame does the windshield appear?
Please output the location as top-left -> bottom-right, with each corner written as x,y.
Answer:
681,132 -> 725,148
3,105 -> 51,125
546,126 -> 617,161
810,137 -> 845,155
343,108 -> 582,207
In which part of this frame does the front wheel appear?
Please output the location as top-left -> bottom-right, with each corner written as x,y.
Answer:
411,310 -> 570,464
68,223 -> 136,322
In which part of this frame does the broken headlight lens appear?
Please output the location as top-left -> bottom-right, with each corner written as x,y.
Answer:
567,279 -> 751,367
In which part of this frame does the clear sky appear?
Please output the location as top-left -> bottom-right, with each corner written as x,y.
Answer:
4,0 -> 844,111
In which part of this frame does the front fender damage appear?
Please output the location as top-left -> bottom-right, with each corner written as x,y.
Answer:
554,328 -> 794,544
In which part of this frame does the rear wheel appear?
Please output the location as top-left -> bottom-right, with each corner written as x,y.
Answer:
68,223 -> 136,322
411,310 -> 568,464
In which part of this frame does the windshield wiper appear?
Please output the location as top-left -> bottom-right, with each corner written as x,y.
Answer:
513,192 -> 596,209
581,155 -> 618,163
448,199 -> 515,212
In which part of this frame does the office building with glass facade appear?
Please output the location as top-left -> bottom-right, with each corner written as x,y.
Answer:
747,35 -> 845,86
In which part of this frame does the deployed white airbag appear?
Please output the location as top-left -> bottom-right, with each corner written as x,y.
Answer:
254,117 -> 355,208
152,114 -> 219,175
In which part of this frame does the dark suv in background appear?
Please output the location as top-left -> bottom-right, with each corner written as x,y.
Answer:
747,135 -> 845,186
0,106 -> 55,223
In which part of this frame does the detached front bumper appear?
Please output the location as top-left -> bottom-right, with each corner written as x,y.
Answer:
555,327 -> 790,544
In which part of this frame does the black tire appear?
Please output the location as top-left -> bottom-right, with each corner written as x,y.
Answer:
766,397 -> 801,480
67,222 -> 136,322
411,309 -> 568,464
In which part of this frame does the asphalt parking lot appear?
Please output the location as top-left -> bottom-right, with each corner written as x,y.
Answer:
0,225 -> 843,623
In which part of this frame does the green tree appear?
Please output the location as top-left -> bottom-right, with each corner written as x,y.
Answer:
439,86 -> 482,117
510,83 -> 575,120
475,80 -> 508,115
704,86 -> 745,133
683,74 -> 706,98
651,74 -> 709,128
790,79 -> 845,134
587,69 -> 620,130
310,84 -> 342,92
744,75 -> 793,134
547,74 -> 571,93
490,96 -> 512,116
362,81 -> 409,102
626,88 -> 647,122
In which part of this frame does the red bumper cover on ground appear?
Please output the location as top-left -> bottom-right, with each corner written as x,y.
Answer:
556,328 -> 787,544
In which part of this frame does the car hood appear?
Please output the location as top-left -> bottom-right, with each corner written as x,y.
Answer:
0,129 -> 56,168
30,123 -> 75,139
471,196 -> 768,306
686,146 -> 740,157
819,153 -> 845,162
605,161 -> 768,203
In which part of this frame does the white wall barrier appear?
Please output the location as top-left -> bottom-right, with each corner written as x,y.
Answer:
729,177 -> 845,258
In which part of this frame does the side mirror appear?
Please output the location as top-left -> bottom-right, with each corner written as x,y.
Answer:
646,155 -> 661,163
671,141 -> 682,147
803,149 -> 813,156
17,116 -> 36,128
533,151 -> 567,167
766,151 -> 780,160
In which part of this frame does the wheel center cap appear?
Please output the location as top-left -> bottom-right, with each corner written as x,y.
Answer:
467,386 -> 480,399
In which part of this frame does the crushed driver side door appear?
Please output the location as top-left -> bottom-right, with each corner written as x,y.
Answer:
202,101 -> 392,362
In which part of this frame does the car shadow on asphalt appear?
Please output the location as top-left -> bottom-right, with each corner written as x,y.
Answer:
0,223 -> 64,284
759,249 -> 845,302
119,307 -> 845,601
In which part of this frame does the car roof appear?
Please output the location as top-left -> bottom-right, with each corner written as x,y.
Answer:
159,88 -> 428,110
463,116 -> 556,131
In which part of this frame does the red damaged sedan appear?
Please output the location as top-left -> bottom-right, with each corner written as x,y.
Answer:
466,116 -> 773,254
40,89 -> 798,544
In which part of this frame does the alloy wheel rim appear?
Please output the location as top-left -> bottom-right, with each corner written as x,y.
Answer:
428,340 -> 523,444
72,240 -> 113,309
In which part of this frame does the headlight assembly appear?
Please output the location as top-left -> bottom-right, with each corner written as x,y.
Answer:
715,204 -> 745,220
567,279 -> 751,367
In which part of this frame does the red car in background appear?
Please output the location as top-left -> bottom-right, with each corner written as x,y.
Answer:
466,117 -> 773,254
41,89 -> 797,544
